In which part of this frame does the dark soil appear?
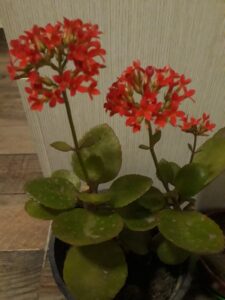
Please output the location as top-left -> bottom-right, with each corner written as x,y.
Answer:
53,238 -> 185,300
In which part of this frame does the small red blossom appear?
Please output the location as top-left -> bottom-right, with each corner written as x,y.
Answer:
181,113 -> 216,135
105,61 -> 196,132
7,18 -> 106,111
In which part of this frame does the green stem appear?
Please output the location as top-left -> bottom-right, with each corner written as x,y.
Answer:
147,122 -> 169,192
147,122 -> 181,210
189,134 -> 197,164
62,91 -> 90,185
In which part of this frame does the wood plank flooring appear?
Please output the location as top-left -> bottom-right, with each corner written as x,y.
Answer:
0,28 -> 64,299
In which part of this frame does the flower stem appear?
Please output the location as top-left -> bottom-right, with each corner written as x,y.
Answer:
62,90 -> 90,184
147,122 -> 181,210
147,122 -> 169,193
189,134 -> 198,164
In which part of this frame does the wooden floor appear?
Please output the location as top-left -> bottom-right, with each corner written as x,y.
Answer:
0,29 -> 65,300
0,28 -> 212,300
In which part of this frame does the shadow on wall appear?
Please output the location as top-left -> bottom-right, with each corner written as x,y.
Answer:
197,170 -> 225,211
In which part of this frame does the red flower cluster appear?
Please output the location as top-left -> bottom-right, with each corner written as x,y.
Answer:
181,113 -> 215,135
105,61 -> 214,134
8,18 -> 106,111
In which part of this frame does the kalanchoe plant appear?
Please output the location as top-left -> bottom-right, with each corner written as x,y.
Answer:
8,18 -> 225,300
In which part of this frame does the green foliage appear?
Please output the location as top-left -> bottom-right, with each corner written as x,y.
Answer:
50,141 -> 73,152
118,203 -> 158,231
159,209 -> 225,254
151,130 -> 162,146
72,124 -> 122,183
157,239 -> 190,265
25,177 -> 77,209
78,191 -> 111,205
157,159 -> 180,185
174,163 -> 208,197
138,187 -> 165,213
52,169 -> 81,190
110,175 -> 152,208
25,199 -> 60,220
119,228 -> 151,255
63,241 -> 127,300
139,144 -> 150,150
193,127 -> 225,184
52,208 -> 123,246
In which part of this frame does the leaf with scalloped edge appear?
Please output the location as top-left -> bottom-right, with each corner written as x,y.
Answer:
25,177 -> 77,210
110,175 -> 152,208
25,199 -> 61,220
72,124 -> 122,183
193,127 -> 225,185
63,240 -> 127,300
52,169 -> 80,190
52,208 -> 123,246
159,209 -> 225,254
138,187 -> 165,213
174,163 -> 208,197
118,203 -> 158,231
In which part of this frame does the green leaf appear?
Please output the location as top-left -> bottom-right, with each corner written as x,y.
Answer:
193,127 -> 225,184
174,163 -> 208,197
25,177 -> 77,210
63,241 -> 128,300
110,175 -> 152,208
78,191 -> 111,205
157,239 -> 190,265
72,124 -> 122,183
159,209 -> 225,254
25,199 -> 60,220
157,159 -> 180,185
52,208 -> 123,246
139,144 -> 150,150
152,130 -> 161,145
138,187 -> 165,213
118,203 -> 158,231
52,169 -> 81,190
119,228 -> 151,255
50,141 -> 73,152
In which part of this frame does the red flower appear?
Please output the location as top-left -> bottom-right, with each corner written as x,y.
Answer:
181,113 -> 216,135
105,61 -> 196,132
7,18 -> 106,111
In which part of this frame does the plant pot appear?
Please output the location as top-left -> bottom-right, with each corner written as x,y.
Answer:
49,236 -> 193,300
199,210 -> 225,300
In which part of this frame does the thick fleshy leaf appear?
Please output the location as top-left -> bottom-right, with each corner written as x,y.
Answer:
52,208 -> 123,246
52,169 -> 81,190
193,128 -> 225,184
174,163 -> 208,197
78,191 -> 111,204
157,159 -> 180,185
110,175 -> 152,208
138,187 -> 165,213
157,239 -> 189,265
63,241 -> 128,300
72,124 -> 122,183
118,203 -> 158,231
25,199 -> 60,220
159,210 -> 225,254
25,177 -> 77,209
119,228 -> 151,255
50,141 -> 73,152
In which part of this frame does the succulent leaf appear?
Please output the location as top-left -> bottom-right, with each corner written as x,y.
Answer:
63,241 -> 128,300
